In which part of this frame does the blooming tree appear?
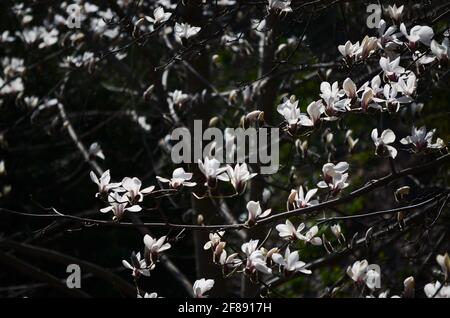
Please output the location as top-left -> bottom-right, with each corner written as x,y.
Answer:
0,1 -> 449,298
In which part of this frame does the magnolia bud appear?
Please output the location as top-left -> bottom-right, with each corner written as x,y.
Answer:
436,253 -> 450,281
403,276 -> 415,298
208,116 -> 219,127
197,214 -> 204,225
395,186 -> 411,203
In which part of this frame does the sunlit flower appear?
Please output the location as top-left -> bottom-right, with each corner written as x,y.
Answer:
143,234 -> 171,263
298,225 -> 322,246
424,281 -> 450,298
379,56 -> 405,81
122,251 -> 154,277
246,200 -> 271,226
347,259 -> 369,283
272,247 -> 311,275
225,163 -> 257,194
287,186 -> 318,210
120,177 -> 155,204
387,4 -> 404,23
400,23 -> 434,47
371,128 -> 397,158
276,219 -> 304,241
198,157 -> 229,188
145,7 -> 171,25
400,126 -> 444,152
100,192 -> 142,220
430,38 -> 449,63
193,278 -> 215,298
175,22 -> 201,42
157,167 -> 196,189
90,170 -> 121,198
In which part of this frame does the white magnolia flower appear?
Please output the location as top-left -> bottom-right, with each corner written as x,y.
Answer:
395,72 -> 416,97
331,223 -> 344,241
246,200 -> 271,226
320,81 -> 344,104
241,240 -> 272,275
277,96 -> 314,132
318,172 -> 350,196
119,177 -> 155,204
357,36 -> 378,59
122,252 -> 154,277
100,192 -> 142,220
143,234 -> 171,263
377,19 -> 398,48
225,163 -> 257,193
288,186 -> 319,210
169,89 -> 189,106
436,253 -> 450,280
379,56 -> 405,81
371,128 -> 397,158
400,23 -> 434,47
298,225 -> 322,246
318,162 -> 349,186
374,83 -> 412,112
306,101 -> 324,125
387,4 -> 404,23
338,40 -> 360,59
268,0 -> 292,13
218,250 -> 241,272
400,126 -> 444,151
138,292 -> 159,298
175,22 -> 201,41
430,38 -> 449,62
193,278 -> 215,298
145,7 -> 171,25
424,281 -> 450,298
347,259 -> 369,283
272,247 -> 311,275
157,167 -> 196,189
345,130 -> 359,153
90,170 -> 121,198
276,219 -> 304,241
365,269 -> 381,290
203,231 -> 225,250
198,157 -> 228,188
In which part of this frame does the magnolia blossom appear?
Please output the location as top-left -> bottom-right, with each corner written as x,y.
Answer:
122,252 -> 154,277
436,253 -> 450,280
225,163 -> 257,194
241,240 -> 272,275
374,83 -> 412,113
338,40 -> 359,60
203,231 -> 225,250
377,19 -> 398,48
276,219 -> 304,241
399,23 -> 434,47
193,278 -> 215,298
218,250 -> 241,273
287,186 -> 318,210
357,36 -> 378,59
89,170 -> 120,198
100,192 -> 142,220
347,259 -> 368,283
277,96 -> 313,134
198,157 -> 228,188
306,101 -> 324,125
430,38 -> 449,62
371,128 -> 397,159
379,56 -> 405,81
365,269 -> 381,290
400,126 -> 444,152
345,130 -> 359,153
246,201 -> 271,226
157,167 -> 196,189
169,89 -> 189,106
145,7 -> 171,25
143,234 -> 171,263
120,177 -> 155,204
175,22 -> 201,41
272,247 -> 311,275
268,0 -> 292,13
395,72 -> 416,97
424,281 -> 450,298
387,4 -> 404,23
404,276 -> 415,298
138,292 -> 159,298
320,81 -> 344,104
318,162 -> 349,186
299,225 -> 322,246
